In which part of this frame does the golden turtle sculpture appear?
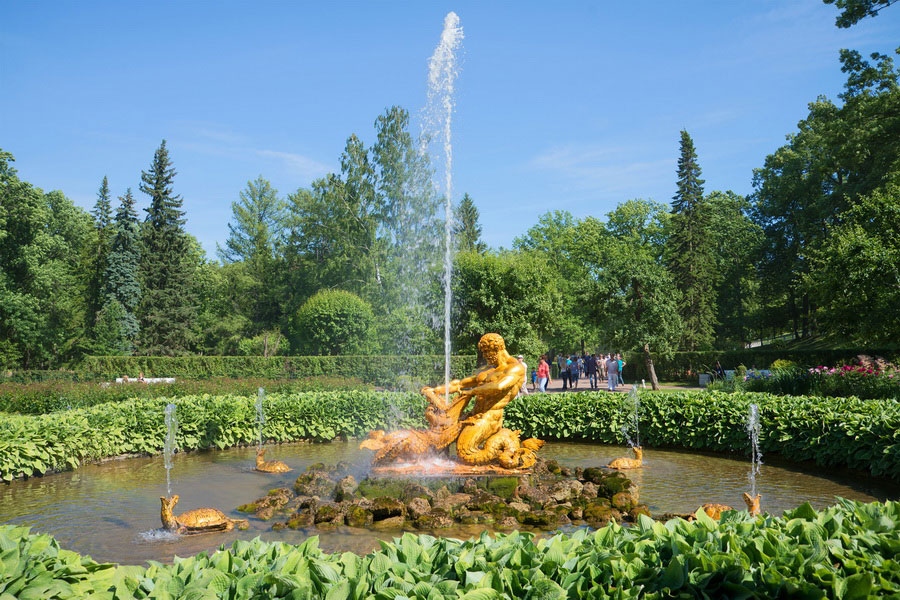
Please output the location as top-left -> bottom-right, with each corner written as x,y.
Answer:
360,333 -> 544,470
160,495 -> 248,534
255,448 -> 292,473
700,493 -> 762,520
607,446 -> 643,470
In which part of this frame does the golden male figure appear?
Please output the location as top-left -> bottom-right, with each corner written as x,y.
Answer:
425,333 -> 543,469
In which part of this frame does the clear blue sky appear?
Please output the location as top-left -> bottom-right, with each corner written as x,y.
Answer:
3,1 -> 898,254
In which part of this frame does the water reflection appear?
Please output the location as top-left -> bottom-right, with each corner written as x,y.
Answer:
0,441 -> 894,565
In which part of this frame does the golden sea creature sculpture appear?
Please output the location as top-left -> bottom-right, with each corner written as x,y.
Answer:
608,446 -> 643,470
160,495 -> 248,534
700,503 -> 734,520
743,492 -> 762,516
255,448 -> 292,473
700,493 -> 762,520
360,333 -> 544,470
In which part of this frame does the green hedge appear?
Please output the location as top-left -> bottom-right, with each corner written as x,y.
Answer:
0,370 -> 84,384
623,347 -> 900,381
0,376 -> 372,414
80,354 -> 477,385
2,390 -> 898,482
3,499 -> 899,598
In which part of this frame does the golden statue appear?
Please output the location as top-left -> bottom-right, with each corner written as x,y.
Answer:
700,493 -> 762,520
255,448 -> 292,473
160,495 -> 248,534
360,333 -> 544,471
607,446 -> 643,470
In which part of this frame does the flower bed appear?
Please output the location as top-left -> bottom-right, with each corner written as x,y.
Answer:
709,360 -> 900,399
2,499 -> 899,598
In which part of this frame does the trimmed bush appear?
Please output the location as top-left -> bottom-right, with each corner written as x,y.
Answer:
3,499 -> 900,597
622,347 -> 900,381
0,376 -> 371,414
79,354 -> 477,385
291,289 -> 376,355
2,390 -> 898,482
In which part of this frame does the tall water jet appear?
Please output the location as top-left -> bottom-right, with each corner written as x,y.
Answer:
620,386 -> 641,448
423,12 -> 463,399
255,388 -> 266,451
163,403 -> 177,496
747,403 -> 762,497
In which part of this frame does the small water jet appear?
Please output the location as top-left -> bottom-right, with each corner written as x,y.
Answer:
163,403 -> 176,497
253,388 -> 292,473
745,403 -> 762,515
255,387 -> 266,452
608,388 -> 643,469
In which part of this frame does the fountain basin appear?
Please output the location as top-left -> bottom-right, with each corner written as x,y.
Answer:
0,440 -> 894,565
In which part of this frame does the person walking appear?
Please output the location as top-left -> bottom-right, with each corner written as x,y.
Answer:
557,354 -> 568,391
516,355 -> 529,396
537,355 -> 551,393
616,353 -> 626,388
607,354 -> 619,391
569,355 -> 579,390
584,353 -> 597,389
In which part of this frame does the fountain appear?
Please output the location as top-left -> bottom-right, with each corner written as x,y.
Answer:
360,333 -> 544,474
163,403 -> 176,496
422,11 -> 463,401
160,495 -> 247,535
745,403 -> 762,515
607,388 -> 643,469
253,388 -> 292,473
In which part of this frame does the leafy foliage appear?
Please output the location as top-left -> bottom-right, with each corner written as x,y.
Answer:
3,498 -> 900,598
291,290 -> 376,355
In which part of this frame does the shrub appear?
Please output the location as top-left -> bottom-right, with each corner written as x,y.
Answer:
3,499 -> 900,597
0,376 -> 372,414
291,290 -> 376,355
2,389 -> 898,481
770,358 -> 798,370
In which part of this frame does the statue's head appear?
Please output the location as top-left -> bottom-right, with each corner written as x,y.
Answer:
160,495 -> 180,530
742,492 -> 761,515
478,333 -> 506,365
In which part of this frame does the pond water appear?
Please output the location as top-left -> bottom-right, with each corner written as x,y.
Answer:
1,441 -> 895,565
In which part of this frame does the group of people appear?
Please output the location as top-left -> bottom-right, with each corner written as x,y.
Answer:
529,353 -> 627,393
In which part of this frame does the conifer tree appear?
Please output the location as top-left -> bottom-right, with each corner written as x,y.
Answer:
667,130 -> 717,350
86,176 -> 113,329
453,193 -> 487,254
138,140 -> 197,354
101,188 -> 141,353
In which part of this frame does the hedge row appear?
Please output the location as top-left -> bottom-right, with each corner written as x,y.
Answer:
79,354 -> 478,384
622,347 -> 900,381
2,390 -> 898,482
0,376 -> 371,414
4,499 -> 899,598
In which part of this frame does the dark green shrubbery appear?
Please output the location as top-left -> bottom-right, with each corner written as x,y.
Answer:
78,354 -> 477,386
0,376 -> 371,414
291,289 -> 377,355
2,390 -> 898,482
3,499 -> 899,598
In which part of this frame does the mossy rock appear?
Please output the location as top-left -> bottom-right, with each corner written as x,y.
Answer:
268,488 -> 291,497
236,502 -> 258,513
286,512 -> 314,529
306,462 -> 326,472
345,505 -> 373,527
293,471 -> 334,497
545,460 -> 563,475
483,476 -> 519,500
583,504 -> 615,524
600,476 -> 630,496
358,479 -> 406,500
495,516 -> 519,530
611,492 -> 634,511
519,510 -> 555,527
371,515 -> 406,530
314,503 -> 342,524
416,512 -> 453,529
371,496 -> 405,520
581,467 -> 606,485
400,483 -> 434,502
629,505 -> 652,520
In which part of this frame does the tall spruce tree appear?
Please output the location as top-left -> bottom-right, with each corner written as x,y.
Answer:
100,188 -> 141,353
454,193 -> 487,254
138,140 -> 197,354
86,176 -> 113,330
667,130 -> 717,350
218,176 -> 284,329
